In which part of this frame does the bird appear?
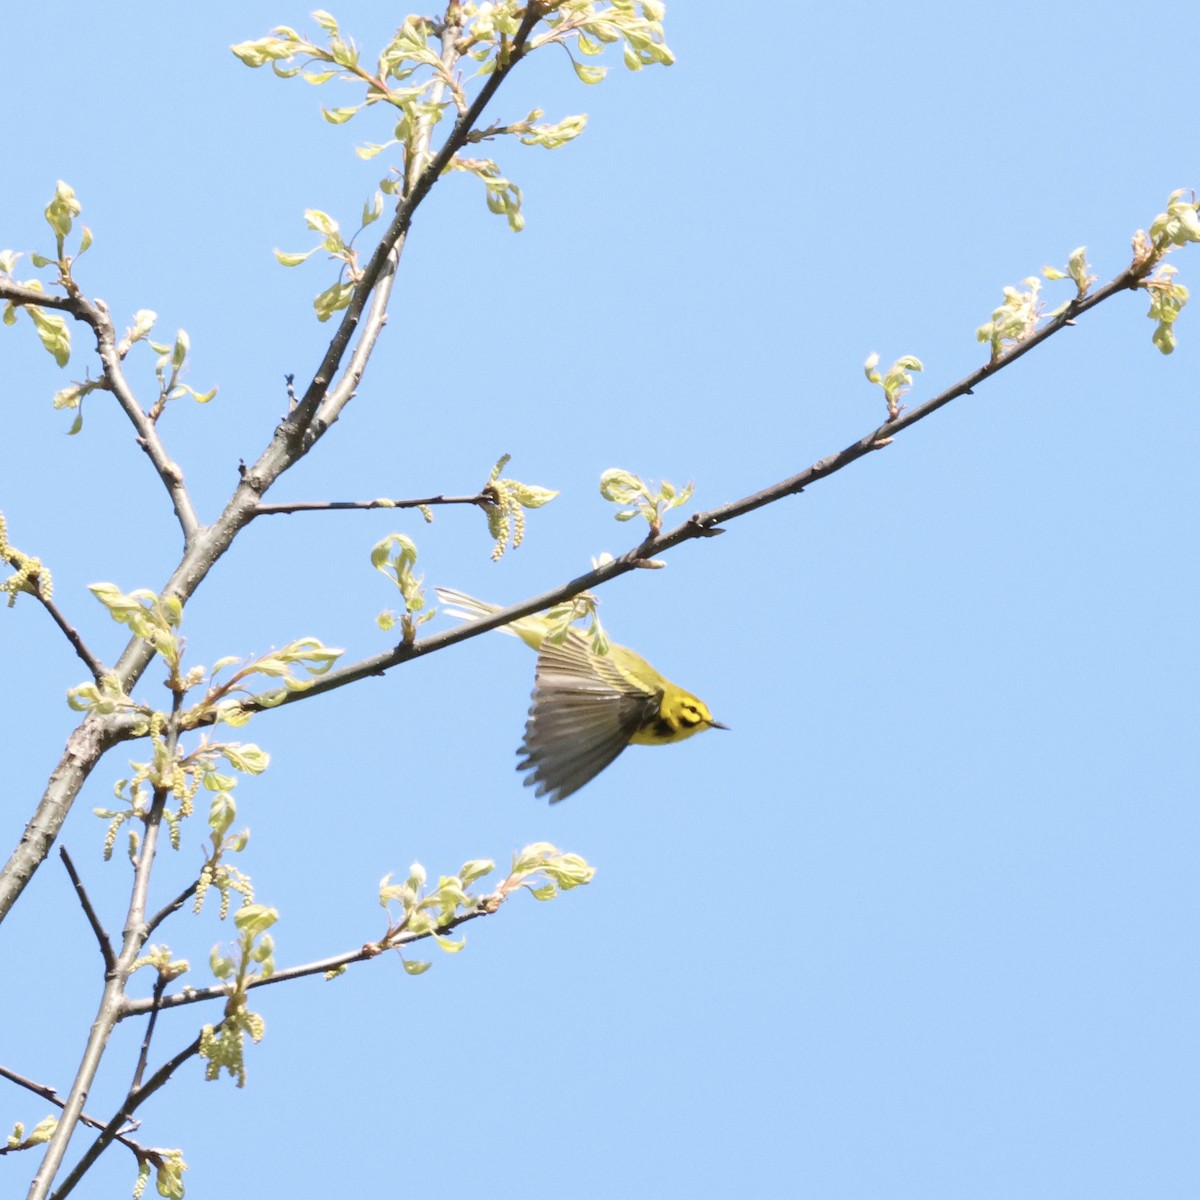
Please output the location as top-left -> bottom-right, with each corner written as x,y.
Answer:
436,588 -> 727,803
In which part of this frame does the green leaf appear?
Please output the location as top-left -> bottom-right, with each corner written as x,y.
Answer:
572,60 -> 608,85
29,307 -> 71,366
321,104 -> 363,125
274,247 -> 318,267
233,904 -> 278,938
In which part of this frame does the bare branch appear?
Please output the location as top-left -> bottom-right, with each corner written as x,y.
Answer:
252,493 -> 492,517
32,592 -> 109,683
144,882 -> 199,939
0,715 -> 122,925
129,975 -> 168,1094
58,848 -> 115,974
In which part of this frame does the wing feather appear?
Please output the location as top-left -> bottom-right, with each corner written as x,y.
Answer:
517,637 -> 660,803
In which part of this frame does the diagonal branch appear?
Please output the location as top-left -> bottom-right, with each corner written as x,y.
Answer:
58,848 -> 115,974
0,280 -> 201,544
144,881 -> 199,939
296,5 -> 542,434
0,1064 -> 145,1157
188,255 -> 1159,723
32,592 -> 108,683
50,1035 -> 202,1200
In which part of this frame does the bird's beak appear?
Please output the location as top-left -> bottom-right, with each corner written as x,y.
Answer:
709,719 -> 730,730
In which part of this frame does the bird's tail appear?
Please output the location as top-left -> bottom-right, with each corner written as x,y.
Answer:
434,587 -> 544,649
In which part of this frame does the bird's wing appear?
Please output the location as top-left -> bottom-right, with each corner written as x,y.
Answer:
517,636 -> 660,804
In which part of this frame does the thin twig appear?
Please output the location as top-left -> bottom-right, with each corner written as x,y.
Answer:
144,881 -> 199,938
32,592 -> 108,683
58,848 -> 115,974
0,282 -> 201,544
129,974 -> 169,1093
252,493 -> 492,516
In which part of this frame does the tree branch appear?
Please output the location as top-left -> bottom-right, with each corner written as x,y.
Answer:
58,848 -> 115,975
199,255 -> 1157,722
0,6 -> 565,928
128,974 -> 169,1094
50,1035 -> 202,1200
27,702 -> 184,1200
252,492 -> 493,517
25,586 -> 108,683
0,714 -> 122,926
0,281 -> 202,544
0,543 -> 108,682
295,5 -> 540,433
123,900 -> 497,1017
144,881 -> 199,939
0,1064 -> 145,1157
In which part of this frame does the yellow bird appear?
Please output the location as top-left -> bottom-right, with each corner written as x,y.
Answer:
436,588 -> 727,803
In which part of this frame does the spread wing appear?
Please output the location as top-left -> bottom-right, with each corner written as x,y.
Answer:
517,636 -> 660,804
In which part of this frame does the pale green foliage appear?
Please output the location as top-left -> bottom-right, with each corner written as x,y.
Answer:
528,1 -> 674,78
0,252 -> 71,368
92,717 -> 267,865
504,841 -> 597,899
976,276 -> 1044,362
88,582 -> 185,669
67,674 -> 140,719
1149,188 -> 1200,250
274,208 -> 363,321
1143,265 -> 1189,354
184,637 -> 344,726
131,1150 -> 187,1200
483,453 -> 559,560
1136,190 -> 1200,355
372,532 -> 434,644
1042,246 -> 1097,299
978,192 -> 1200,361
544,589 -> 611,656
515,110 -> 589,149
0,512 -> 52,608
447,156 -> 525,231
5,1116 -> 58,1151
200,904 -> 276,1088
375,842 -> 594,973
236,4 -> 672,311
0,180 -> 96,368
599,467 -> 693,533
131,943 -> 191,982
146,327 -> 218,415
864,352 -> 924,420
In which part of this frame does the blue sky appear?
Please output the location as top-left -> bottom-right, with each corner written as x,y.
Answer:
1,4 -> 1197,1198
